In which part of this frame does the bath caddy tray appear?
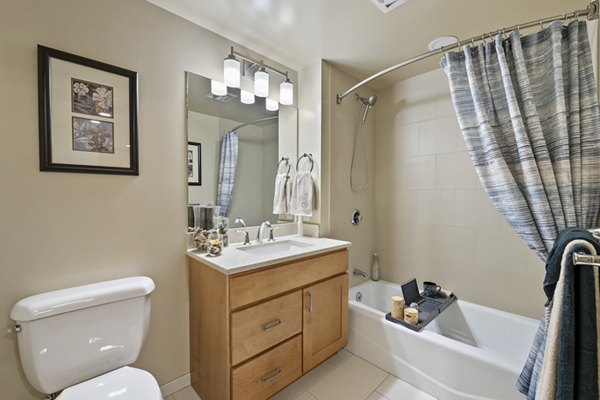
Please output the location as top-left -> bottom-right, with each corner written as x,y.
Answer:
385,293 -> 457,332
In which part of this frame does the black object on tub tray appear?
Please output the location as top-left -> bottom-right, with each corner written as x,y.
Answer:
385,293 -> 457,332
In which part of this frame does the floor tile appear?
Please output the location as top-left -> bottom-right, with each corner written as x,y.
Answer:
172,386 -> 201,400
327,349 -> 354,368
292,392 -> 319,400
163,396 -> 175,400
271,359 -> 336,399
308,356 -> 388,400
376,375 -> 436,400
366,392 -> 389,400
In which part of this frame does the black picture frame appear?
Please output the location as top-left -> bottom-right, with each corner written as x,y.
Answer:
38,45 -> 139,175
188,141 -> 202,186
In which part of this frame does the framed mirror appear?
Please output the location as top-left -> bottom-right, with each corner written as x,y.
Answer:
186,71 -> 298,228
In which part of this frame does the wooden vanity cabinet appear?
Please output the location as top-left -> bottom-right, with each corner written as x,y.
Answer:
188,249 -> 348,400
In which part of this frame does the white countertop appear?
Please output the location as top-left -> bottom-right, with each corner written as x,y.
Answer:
186,235 -> 351,275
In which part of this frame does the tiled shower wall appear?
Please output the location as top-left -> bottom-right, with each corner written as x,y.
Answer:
374,68 -> 546,319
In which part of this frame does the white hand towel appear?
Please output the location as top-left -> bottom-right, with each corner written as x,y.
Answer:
273,173 -> 290,215
291,171 -> 314,217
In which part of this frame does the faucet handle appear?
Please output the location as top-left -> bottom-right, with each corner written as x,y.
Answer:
268,225 -> 277,242
236,229 -> 251,245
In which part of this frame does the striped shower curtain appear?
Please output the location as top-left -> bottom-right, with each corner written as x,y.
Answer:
441,20 -> 600,261
216,131 -> 238,216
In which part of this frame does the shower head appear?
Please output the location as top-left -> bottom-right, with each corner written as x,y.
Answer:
355,94 -> 377,108
355,94 -> 378,124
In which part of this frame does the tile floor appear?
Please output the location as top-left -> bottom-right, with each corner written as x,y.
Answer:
165,349 -> 435,400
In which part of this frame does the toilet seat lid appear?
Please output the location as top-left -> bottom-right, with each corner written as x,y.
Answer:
57,366 -> 162,400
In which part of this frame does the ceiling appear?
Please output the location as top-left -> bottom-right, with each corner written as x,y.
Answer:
147,0 -> 591,89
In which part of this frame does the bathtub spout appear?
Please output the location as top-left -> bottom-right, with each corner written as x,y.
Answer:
353,268 -> 368,278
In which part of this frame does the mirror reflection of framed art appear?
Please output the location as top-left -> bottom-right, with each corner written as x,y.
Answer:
188,142 -> 201,186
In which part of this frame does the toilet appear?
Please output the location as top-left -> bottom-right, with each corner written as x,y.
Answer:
10,276 -> 163,399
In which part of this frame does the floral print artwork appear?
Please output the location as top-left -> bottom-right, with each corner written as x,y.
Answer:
72,117 -> 114,153
72,78 -> 113,118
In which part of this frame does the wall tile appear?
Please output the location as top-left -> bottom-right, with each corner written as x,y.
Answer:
433,225 -> 476,265
417,190 -> 454,225
454,189 -> 502,229
475,227 -> 528,272
398,156 -> 436,189
391,84 -> 437,125
419,117 -> 459,155
436,152 -> 478,189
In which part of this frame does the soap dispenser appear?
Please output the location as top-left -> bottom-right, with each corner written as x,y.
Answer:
371,252 -> 380,281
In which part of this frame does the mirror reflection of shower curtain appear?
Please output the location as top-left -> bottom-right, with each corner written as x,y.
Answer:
216,131 -> 238,216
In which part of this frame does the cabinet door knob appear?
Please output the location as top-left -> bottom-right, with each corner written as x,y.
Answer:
261,367 -> 282,382
262,319 -> 282,331
306,292 -> 312,312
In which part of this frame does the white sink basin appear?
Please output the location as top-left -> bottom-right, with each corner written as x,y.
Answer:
237,240 -> 314,257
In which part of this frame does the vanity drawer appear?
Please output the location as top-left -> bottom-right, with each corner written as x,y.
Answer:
232,335 -> 302,400
229,249 -> 348,310
231,290 -> 302,365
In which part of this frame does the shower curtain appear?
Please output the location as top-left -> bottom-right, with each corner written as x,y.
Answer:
216,131 -> 238,216
441,20 -> 600,261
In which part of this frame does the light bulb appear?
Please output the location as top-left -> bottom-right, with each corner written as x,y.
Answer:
279,78 -> 293,105
210,80 -> 227,96
254,67 -> 269,97
223,54 -> 240,87
240,89 -> 255,104
266,98 -> 278,111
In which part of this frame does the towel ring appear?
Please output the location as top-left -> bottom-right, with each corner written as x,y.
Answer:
296,153 -> 314,173
277,157 -> 291,175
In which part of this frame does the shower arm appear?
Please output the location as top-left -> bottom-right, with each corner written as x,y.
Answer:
336,1 -> 599,105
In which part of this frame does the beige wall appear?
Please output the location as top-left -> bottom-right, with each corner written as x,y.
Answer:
322,62 -> 377,287
373,68 -> 546,319
0,1 -> 295,398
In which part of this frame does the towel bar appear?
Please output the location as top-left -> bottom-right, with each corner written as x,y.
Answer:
296,153 -> 314,172
277,157 -> 290,175
573,253 -> 600,267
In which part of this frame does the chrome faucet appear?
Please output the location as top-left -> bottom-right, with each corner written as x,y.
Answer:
353,268 -> 368,278
235,217 -> 250,245
257,221 -> 272,243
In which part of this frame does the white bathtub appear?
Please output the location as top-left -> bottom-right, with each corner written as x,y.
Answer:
346,280 -> 538,400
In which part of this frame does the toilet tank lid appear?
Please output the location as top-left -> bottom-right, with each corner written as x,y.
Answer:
10,276 -> 155,322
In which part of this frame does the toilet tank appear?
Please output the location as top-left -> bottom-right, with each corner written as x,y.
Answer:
10,276 -> 155,394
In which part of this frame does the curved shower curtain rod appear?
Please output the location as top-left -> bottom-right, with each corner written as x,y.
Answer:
228,116 -> 278,133
336,0 -> 599,105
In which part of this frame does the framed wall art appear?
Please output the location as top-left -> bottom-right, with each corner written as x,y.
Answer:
188,141 -> 201,186
38,45 -> 139,175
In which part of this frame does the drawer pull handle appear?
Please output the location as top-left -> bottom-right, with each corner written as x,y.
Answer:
262,319 -> 282,331
306,292 -> 312,312
261,367 -> 282,382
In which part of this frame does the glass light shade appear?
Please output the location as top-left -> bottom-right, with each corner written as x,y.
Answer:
210,80 -> 227,96
223,56 -> 240,87
240,89 -> 255,104
279,79 -> 293,105
254,69 -> 269,97
266,98 -> 279,111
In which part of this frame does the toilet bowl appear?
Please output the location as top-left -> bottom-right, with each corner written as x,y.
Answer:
11,277 -> 163,399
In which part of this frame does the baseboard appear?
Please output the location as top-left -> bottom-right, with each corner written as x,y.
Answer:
160,373 -> 191,396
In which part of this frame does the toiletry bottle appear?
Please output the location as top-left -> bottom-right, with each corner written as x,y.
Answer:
371,252 -> 380,281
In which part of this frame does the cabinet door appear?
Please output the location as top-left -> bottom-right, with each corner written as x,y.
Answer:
302,273 -> 348,372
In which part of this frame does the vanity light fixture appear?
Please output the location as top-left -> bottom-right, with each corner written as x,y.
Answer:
223,47 -> 294,105
223,47 -> 240,88
279,75 -> 293,105
210,79 -> 227,96
254,65 -> 269,97
240,89 -> 255,104
265,98 -> 278,111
